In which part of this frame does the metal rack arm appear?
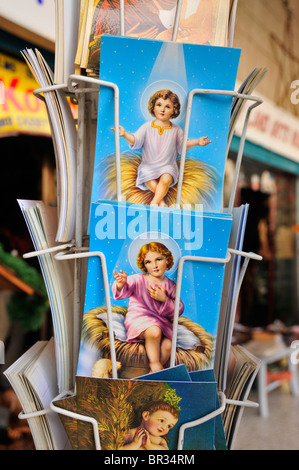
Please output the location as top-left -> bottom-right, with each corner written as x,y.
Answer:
176,88 -> 263,210
54,249 -> 118,380
50,398 -> 101,450
67,75 -> 122,203
170,252 -> 232,367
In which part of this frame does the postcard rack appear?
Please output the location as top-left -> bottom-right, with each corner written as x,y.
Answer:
19,244 -> 261,450
30,75 -> 263,369
18,387 -> 258,450
17,385 -> 256,451
20,71 -> 264,450
22,242 -> 261,450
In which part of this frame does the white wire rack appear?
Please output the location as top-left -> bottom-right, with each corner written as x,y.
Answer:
31,76 -> 263,381
21,242 -> 260,450
18,386 -> 258,451
21,25 -> 265,448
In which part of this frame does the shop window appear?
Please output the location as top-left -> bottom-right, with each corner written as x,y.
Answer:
0,135 -> 55,257
224,156 -> 298,327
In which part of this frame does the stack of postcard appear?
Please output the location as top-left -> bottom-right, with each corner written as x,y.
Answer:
68,34 -> 241,450
75,0 -> 235,78
53,364 -> 227,450
77,201 -> 232,380
21,49 -> 77,243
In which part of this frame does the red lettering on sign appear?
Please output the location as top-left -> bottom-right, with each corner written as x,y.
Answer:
2,78 -> 23,111
249,111 -> 270,132
292,131 -> 299,149
24,88 -> 40,112
270,122 -> 290,142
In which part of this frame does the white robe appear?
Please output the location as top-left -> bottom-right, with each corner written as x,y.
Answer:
130,121 -> 184,190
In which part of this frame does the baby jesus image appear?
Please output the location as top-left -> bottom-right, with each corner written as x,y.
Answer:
120,401 -> 180,451
113,89 -> 211,206
112,242 -> 184,373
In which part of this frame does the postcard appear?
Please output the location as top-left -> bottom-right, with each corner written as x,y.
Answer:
76,375 -> 217,450
90,35 -> 240,213
77,201 -> 232,379
86,0 -> 178,76
53,365 -> 224,450
86,1 -> 231,76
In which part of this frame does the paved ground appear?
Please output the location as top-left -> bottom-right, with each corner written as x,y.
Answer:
233,388 -> 299,450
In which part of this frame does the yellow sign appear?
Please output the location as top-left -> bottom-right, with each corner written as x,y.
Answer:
0,52 -> 51,136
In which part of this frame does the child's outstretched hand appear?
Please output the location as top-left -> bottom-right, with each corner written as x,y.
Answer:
148,284 -> 167,303
198,136 -> 211,146
186,135 -> 211,150
111,126 -> 135,145
111,125 -> 125,136
113,270 -> 127,291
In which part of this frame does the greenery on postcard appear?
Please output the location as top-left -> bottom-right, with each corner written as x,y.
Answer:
76,377 -> 180,450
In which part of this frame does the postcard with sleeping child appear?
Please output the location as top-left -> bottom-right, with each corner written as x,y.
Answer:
54,365 -> 226,450
90,34 -> 240,213
75,375 -> 218,450
77,200 -> 232,380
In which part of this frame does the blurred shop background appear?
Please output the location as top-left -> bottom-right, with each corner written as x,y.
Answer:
0,0 -> 57,449
0,0 -> 298,450
225,0 -> 299,331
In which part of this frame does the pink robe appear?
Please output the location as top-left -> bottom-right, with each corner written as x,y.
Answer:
112,273 -> 184,342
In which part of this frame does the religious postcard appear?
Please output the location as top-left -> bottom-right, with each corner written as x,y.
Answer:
87,1 -> 232,76
90,34 -> 240,213
75,375 -> 218,450
86,0 -> 178,76
53,365 -> 224,450
77,201 -> 232,380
